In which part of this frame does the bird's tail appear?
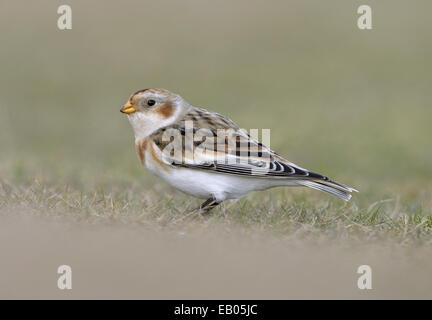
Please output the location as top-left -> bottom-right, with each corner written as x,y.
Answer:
296,177 -> 358,202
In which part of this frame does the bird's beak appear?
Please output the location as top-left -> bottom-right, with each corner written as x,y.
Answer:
120,102 -> 136,114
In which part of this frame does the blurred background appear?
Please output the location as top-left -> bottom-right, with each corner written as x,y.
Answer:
1,0 -> 432,300
0,0 -> 431,200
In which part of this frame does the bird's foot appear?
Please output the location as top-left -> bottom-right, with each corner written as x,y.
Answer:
171,197 -> 221,224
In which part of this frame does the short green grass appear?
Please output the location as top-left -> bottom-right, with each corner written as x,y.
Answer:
1,177 -> 431,246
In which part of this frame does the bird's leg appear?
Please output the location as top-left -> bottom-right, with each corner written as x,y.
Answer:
173,197 -> 221,223
196,197 -> 221,215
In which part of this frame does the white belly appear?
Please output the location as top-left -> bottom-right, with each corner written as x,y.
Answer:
141,143 -> 297,202
150,165 -> 296,202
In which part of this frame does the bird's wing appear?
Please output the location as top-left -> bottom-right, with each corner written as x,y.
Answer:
150,107 -> 335,180
149,107 -> 357,200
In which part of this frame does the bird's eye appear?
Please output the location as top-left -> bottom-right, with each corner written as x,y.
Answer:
147,99 -> 156,106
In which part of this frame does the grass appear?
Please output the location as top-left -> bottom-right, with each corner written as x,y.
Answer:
0,0 -> 431,298
1,177 -> 431,246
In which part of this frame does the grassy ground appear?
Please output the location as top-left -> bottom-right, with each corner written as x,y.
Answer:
0,0 -> 431,298
1,179 -> 432,246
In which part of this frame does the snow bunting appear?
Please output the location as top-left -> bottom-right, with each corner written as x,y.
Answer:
121,88 -> 357,214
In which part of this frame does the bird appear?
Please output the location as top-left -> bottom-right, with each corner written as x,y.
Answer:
120,88 -> 357,215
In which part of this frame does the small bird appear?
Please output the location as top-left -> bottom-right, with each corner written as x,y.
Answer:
121,88 -> 357,215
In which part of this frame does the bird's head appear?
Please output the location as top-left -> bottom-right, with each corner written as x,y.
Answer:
121,88 -> 188,140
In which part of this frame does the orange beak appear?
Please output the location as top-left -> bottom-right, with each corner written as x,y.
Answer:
120,102 -> 136,114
